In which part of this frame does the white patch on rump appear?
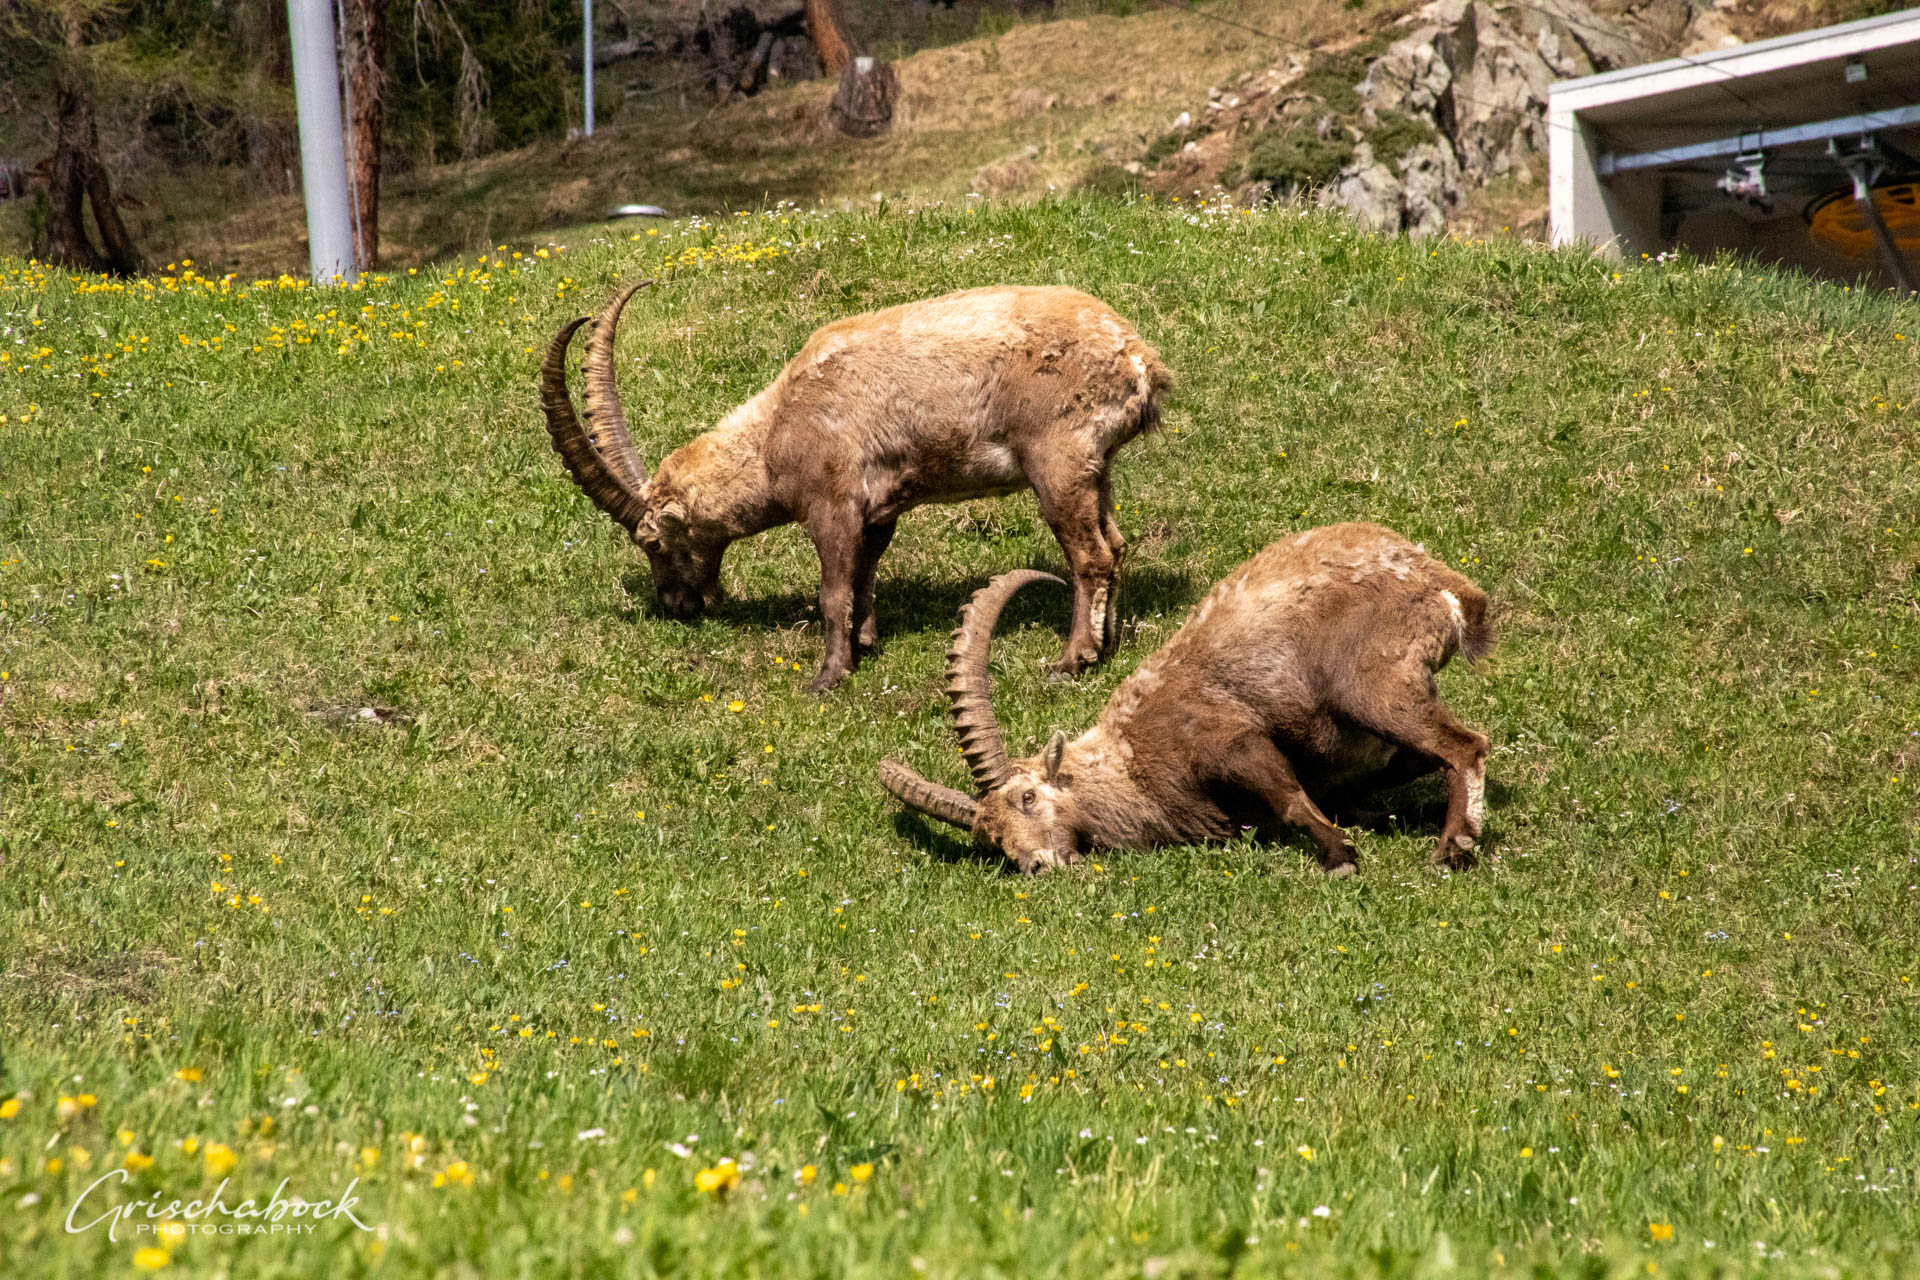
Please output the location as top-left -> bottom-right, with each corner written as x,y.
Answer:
971,441 -> 1021,485
1440,589 -> 1466,645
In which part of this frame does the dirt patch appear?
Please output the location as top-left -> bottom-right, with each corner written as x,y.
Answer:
4,944 -> 180,1013
305,702 -> 415,727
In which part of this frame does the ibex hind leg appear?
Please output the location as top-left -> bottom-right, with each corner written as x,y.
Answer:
806,511 -> 865,693
1030,470 -> 1116,677
852,520 -> 897,653
1335,679 -> 1488,868
1096,467 -> 1126,658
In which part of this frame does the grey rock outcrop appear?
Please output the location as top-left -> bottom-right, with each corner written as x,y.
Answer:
1156,0 -> 1743,236
1320,138 -> 1463,236
1326,0 -> 1734,234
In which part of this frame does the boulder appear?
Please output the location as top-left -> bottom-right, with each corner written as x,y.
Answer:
1680,6 -> 1744,54
1318,138 -> 1462,238
1323,144 -> 1404,234
1357,0 -> 1552,188
1399,140 -> 1464,236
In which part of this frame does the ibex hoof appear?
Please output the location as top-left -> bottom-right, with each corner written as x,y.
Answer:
807,667 -> 850,694
1047,653 -> 1096,682
1324,860 -> 1358,879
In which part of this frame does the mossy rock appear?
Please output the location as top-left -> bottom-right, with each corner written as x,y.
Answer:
1366,108 -> 1438,169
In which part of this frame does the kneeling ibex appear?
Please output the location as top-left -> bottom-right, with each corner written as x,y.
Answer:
881,523 -> 1494,874
539,281 -> 1171,691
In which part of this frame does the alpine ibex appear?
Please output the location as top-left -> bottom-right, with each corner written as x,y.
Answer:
539,280 -> 1170,691
881,523 -> 1494,875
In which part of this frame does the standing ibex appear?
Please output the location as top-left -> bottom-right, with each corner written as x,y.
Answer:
881,523 -> 1494,875
539,280 -> 1170,691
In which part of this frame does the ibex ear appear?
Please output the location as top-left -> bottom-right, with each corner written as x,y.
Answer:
1042,731 -> 1066,784
650,502 -> 691,547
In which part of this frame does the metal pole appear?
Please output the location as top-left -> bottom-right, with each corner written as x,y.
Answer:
583,0 -> 595,137
1831,137 -> 1917,296
1856,184 -> 1919,294
289,0 -> 356,284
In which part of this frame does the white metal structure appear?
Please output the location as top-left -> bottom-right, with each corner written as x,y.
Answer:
289,0 -> 357,285
1549,9 -> 1920,288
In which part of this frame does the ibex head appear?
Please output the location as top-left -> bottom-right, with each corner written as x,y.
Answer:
880,570 -> 1084,874
539,280 -> 725,619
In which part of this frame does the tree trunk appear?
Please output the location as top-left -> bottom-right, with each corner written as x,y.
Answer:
343,0 -> 385,269
803,0 -> 854,78
44,74 -> 99,271
82,147 -> 143,275
829,56 -> 897,138
41,13 -> 141,276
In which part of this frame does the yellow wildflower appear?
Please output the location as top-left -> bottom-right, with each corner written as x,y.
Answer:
695,1160 -> 741,1195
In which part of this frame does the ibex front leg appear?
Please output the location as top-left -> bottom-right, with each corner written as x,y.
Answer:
1096,466 -> 1126,659
1218,732 -> 1358,876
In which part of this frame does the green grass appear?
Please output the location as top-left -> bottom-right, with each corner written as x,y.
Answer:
2,198 -> 1918,1279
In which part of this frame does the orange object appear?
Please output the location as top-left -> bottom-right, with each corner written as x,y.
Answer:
1806,182 -> 1920,259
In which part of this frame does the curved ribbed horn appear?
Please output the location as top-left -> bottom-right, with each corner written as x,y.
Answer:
581,278 -> 656,493
946,569 -> 1066,793
540,316 -> 647,532
879,758 -> 978,830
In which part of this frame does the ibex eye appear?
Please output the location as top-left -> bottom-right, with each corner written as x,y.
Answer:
1021,790 -> 1037,812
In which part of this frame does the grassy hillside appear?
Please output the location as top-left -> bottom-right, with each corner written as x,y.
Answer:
14,0 -> 1890,277
62,0 -> 1378,279
2,199 -> 1918,1278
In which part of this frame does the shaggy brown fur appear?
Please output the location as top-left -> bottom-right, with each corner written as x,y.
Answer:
539,280 -> 1171,691
881,523 -> 1494,874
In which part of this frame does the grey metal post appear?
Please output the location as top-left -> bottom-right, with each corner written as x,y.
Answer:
583,0 -> 595,137
289,0 -> 356,285
1830,136 -> 1917,296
